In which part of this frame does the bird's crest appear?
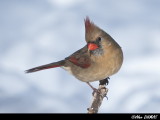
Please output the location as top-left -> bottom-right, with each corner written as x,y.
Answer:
84,16 -> 96,33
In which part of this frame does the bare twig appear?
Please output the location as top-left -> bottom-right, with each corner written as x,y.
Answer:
87,84 -> 108,113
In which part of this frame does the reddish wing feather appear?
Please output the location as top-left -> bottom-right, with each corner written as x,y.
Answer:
68,56 -> 90,68
66,45 -> 91,68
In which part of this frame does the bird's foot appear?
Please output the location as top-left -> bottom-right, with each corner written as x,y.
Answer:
98,86 -> 108,99
105,96 -> 108,100
86,82 -> 100,95
86,81 -> 109,98
99,77 -> 110,85
92,87 -> 108,99
92,88 -> 101,96
99,78 -> 110,100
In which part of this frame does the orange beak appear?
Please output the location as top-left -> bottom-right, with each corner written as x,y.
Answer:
88,43 -> 98,51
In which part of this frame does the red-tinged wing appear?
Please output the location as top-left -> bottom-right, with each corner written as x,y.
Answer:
66,46 -> 91,68
68,56 -> 90,68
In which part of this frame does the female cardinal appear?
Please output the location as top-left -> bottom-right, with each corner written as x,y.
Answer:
25,17 -> 123,89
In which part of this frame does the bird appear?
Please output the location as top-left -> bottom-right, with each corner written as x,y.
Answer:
25,17 -> 123,90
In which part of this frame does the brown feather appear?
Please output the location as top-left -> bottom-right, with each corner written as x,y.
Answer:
25,60 -> 65,73
85,16 -> 95,33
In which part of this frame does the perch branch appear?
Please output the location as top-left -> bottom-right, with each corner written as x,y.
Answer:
87,82 -> 108,113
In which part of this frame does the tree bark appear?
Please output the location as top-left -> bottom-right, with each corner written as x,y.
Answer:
87,84 -> 108,113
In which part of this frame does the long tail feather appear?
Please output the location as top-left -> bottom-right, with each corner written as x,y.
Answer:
25,60 -> 65,73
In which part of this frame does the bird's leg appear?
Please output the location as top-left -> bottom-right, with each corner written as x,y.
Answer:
87,77 -> 110,96
86,82 -> 97,91
99,77 -> 110,85
99,77 -> 110,99
86,82 -> 100,95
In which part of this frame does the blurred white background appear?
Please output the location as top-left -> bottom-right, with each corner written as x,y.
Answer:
0,0 -> 160,113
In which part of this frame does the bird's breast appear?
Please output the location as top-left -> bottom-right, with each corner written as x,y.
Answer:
63,47 -> 123,82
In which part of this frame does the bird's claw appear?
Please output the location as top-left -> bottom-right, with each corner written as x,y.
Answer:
105,96 -> 108,100
92,88 -> 100,96
87,82 -> 108,99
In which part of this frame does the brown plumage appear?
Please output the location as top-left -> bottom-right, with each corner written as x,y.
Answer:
25,17 -> 123,87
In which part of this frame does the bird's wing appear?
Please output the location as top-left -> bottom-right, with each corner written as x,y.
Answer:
66,46 -> 91,68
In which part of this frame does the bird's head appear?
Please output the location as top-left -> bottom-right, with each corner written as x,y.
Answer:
85,17 -> 115,53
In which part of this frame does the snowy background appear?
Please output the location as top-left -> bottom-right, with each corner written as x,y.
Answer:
0,0 -> 160,113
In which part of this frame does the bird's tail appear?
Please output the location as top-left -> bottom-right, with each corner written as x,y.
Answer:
25,60 -> 65,73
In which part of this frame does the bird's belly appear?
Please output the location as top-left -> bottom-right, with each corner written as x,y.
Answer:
77,70 -> 109,82
62,65 -> 111,82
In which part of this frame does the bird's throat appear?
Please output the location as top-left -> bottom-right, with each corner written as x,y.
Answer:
89,47 -> 103,56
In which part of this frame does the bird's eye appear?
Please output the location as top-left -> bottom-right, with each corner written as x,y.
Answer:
97,37 -> 101,42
